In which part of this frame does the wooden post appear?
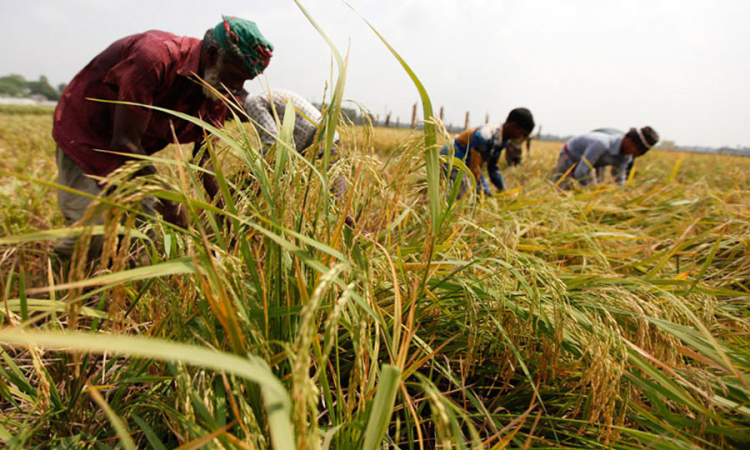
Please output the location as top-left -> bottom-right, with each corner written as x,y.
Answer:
439,106 -> 444,122
464,111 -> 470,130
411,103 -> 417,129
385,112 -> 391,127
485,112 -> 490,124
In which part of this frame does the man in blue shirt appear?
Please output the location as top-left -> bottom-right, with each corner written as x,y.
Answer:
553,126 -> 659,189
442,108 -> 535,198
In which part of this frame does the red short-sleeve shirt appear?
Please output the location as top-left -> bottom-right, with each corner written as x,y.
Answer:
53,30 -> 228,177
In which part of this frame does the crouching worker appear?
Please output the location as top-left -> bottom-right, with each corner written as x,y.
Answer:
553,126 -> 659,189
243,89 -> 346,198
52,16 -> 273,264
441,108 -> 535,198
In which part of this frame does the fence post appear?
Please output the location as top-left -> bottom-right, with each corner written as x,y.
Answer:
439,106 -> 444,122
464,111 -> 470,130
485,112 -> 490,124
385,112 -> 391,127
411,103 -> 417,129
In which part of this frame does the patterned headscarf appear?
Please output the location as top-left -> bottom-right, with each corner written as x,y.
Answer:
213,16 -> 274,76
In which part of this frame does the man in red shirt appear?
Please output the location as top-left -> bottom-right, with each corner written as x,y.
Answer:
52,16 -> 273,261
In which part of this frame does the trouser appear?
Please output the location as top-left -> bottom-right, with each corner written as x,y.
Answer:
440,145 -> 473,200
553,153 -> 575,190
308,138 -> 347,199
441,164 -> 469,199
54,148 -> 156,261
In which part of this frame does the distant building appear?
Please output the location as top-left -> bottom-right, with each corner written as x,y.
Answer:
0,95 -> 57,107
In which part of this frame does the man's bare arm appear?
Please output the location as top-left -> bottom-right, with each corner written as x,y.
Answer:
112,105 -> 155,176
193,140 -> 220,200
112,105 -> 186,226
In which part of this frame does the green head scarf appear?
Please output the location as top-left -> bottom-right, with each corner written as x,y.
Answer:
213,16 -> 274,76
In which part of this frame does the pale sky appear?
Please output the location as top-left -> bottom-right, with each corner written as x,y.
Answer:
1,0 -> 748,148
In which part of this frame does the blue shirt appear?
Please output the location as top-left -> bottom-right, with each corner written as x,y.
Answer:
442,125 -> 508,192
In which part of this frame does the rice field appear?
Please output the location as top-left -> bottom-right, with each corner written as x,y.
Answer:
1,17 -> 749,450
1,99 -> 749,449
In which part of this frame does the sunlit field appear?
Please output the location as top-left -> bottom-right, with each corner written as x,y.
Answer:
1,95 -> 749,450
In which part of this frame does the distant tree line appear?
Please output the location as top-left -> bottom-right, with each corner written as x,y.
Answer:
0,74 -> 65,101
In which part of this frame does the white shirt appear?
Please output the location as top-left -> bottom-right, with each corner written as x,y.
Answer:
244,89 -> 339,152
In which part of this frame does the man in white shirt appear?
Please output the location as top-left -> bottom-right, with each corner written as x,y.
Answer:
243,89 -> 345,197
244,89 -> 340,154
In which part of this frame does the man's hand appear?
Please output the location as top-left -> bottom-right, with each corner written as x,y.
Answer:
155,199 -> 187,228
193,141 -> 221,200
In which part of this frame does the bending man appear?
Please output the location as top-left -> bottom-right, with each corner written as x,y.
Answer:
52,16 -> 273,261
442,108 -> 535,198
243,89 -> 346,197
553,126 -> 659,189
